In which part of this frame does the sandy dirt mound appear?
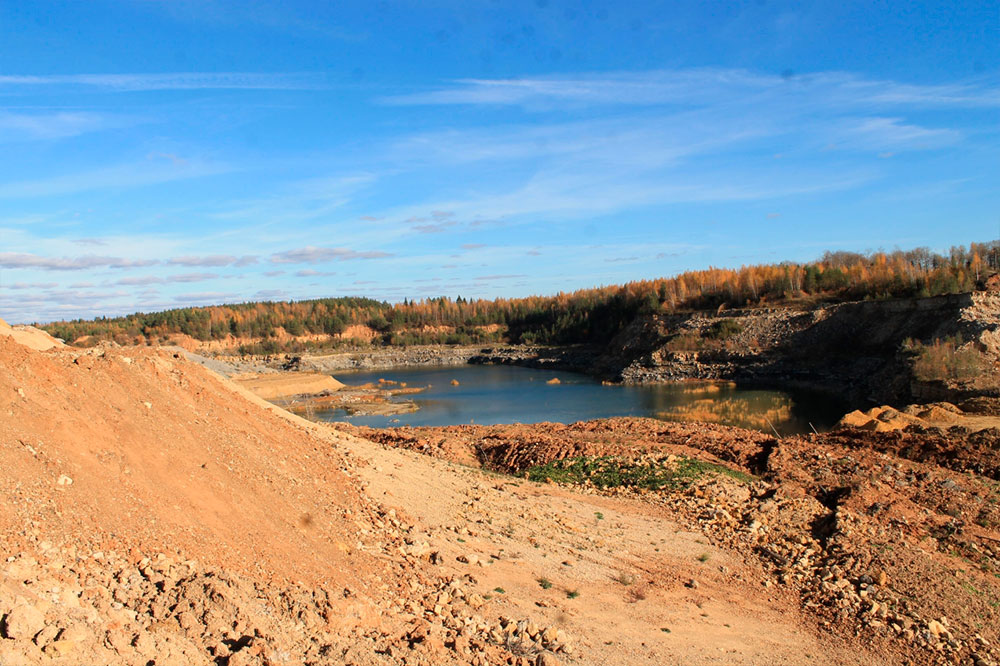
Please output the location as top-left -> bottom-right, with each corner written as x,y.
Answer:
0,337 -> 368,583
0,318 -> 64,352
233,371 -> 344,400
0,338 -> 520,665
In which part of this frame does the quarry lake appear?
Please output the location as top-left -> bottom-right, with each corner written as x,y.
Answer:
314,365 -> 844,434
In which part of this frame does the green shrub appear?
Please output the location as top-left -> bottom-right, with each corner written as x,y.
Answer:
905,336 -> 986,382
705,318 -> 743,340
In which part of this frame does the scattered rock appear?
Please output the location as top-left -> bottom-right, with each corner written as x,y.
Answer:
3,604 -> 46,640
536,652 -> 561,666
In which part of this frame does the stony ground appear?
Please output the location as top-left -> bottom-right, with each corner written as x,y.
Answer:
3,331 -> 998,664
336,418 -> 1000,665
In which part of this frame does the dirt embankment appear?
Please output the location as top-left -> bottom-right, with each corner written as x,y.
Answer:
334,416 -> 1000,665
0,336 -> 537,665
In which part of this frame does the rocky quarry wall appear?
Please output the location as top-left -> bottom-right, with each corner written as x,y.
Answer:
598,292 -> 1000,407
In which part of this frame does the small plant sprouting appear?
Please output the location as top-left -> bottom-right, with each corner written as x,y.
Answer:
612,571 -> 636,586
538,577 -> 553,589
494,587 -> 506,594
595,511 -> 604,520
566,589 -> 580,599
697,552 -> 711,563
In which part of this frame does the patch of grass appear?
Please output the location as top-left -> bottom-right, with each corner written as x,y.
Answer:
595,511 -> 604,520
525,455 -> 753,491
493,587 -> 505,594
538,577 -> 553,589
697,552 -> 711,563
566,589 -> 580,599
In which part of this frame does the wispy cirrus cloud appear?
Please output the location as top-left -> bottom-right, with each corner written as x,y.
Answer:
828,117 -> 961,151
270,246 -> 393,263
207,174 -> 376,234
383,69 -> 1000,110
0,72 -> 326,92
0,156 -> 231,199
360,68 -> 991,243
0,111 -> 131,142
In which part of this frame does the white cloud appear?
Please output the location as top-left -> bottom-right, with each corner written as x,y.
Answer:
0,281 -> 58,290
113,273 -> 219,286
0,253 -> 159,270
270,246 -> 393,263
168,255 -> 257,267
295,269 -> 337,277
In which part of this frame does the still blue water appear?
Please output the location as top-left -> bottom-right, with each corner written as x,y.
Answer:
312,365 -> 844,435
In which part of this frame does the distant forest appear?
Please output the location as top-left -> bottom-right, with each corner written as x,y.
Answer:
41,242 -> 1000,354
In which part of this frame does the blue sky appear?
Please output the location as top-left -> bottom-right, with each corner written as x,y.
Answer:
0,1 -> 998,323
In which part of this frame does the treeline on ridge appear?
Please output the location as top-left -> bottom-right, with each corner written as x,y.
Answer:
41,242 -> 1000,353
